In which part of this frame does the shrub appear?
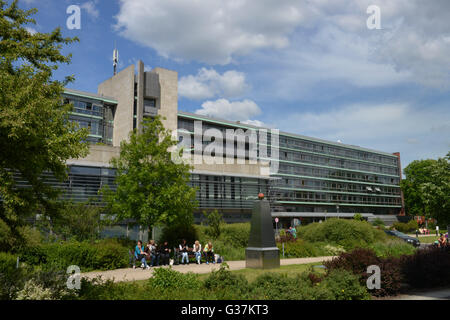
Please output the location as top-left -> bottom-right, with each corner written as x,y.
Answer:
219,223 -> 250,248
213,240 -> 245,261
250,272 -> 306,300
324,244 -> 346,256
15,278 -> 54,300
161,223 -> 199,249
372,218 -> 385,227
19,239 -> 129,272
42,241 -> 98,271
401,246 -> 450,289
320,269 -> 370,300
50,201 -> 104,241
277,240 -> 329,258
202,209 -> 224,239
0,251 -> 17,274
324,248 -> 403,297
95,241 -> 128,270
0,218 -> 42,252
392,220 -> 418,233
353,213 -> 364,221
148,267 -> 201,290
298,219 -> 387,250
370,241 -> 416,258
203,263 -> 250,299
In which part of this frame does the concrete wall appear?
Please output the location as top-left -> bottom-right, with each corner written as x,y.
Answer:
98,64 -> 135,147
136,61 -> 144,133
152,67 -> 178,132
67,144 -> 120,167
191,156 -> 269,179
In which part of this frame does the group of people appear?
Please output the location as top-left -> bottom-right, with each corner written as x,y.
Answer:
434,233 -> 448,248
134,239 -> 217,269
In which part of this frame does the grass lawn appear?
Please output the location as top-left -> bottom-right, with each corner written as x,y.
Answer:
415,235 -> 441,244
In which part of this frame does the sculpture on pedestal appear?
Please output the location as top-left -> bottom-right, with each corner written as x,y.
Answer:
245,193 -> 280,269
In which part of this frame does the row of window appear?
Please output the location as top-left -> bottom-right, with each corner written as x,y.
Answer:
272,178 -> 401,195
64,98 -> 103,117
274,191 -> 402,206
277,164 -> 399,185
178,118 -> 399,170
278,151 -> 398,175
279,137 -> 397,166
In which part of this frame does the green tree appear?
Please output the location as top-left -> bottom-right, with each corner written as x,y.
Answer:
401,153 -> 450,225
47,201 -> 105,241
202,209 -> 224,239
0,1 -> 88,237
420,153 -> 450,225
400,159 -> 435,217
102,116 -> 197,234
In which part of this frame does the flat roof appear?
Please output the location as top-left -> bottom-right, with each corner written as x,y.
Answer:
178,111 -> 398,158
63,88 -> 118,104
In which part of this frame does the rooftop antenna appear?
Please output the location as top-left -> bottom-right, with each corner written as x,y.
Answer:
113,41 -> 119,76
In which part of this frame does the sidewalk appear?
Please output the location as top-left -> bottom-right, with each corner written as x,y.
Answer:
82,256 -> 335,283
380,288 -> 450,300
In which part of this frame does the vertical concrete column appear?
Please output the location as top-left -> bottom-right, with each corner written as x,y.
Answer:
136,60 -> 145,133
153,67 -> 178,133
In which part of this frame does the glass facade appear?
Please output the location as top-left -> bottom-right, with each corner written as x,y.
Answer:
62,93 -> 115,145
177,113 -> 403,216
189,174 -> 269,210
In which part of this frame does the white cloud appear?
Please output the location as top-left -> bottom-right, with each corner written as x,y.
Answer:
271,102 -> 450,167
179,68 -> 249,100
26,27 -> 37,35
114,0 -> 306,64
241,119 -> 266,127
81,1 -> 99,19
195,99 -> 261,121
115,0 -> 450,88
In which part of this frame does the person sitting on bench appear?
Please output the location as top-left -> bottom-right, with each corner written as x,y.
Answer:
147,240 -> 160,267
179,239 -> 189,265
135,240 -> 150,270
159,241 -> 171,266
203,241 -> 215,265
192,240 -> 202,264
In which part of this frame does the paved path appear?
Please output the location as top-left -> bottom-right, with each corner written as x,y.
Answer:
381,288 -> 450,300
82,256 -> 335,283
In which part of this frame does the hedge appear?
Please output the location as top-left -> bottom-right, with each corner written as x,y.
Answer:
18,239 -> 128,272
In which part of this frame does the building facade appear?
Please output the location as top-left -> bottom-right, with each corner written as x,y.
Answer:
52,61 -> 403,229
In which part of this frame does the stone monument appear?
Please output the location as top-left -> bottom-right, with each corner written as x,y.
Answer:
245,193 -> 280,269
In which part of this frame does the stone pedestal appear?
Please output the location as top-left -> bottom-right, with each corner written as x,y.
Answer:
245,198 -> 280,269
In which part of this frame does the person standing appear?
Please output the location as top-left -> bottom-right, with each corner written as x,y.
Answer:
192,240 -> 202,264
436,225 -> 439,236
179,239 -> 189,265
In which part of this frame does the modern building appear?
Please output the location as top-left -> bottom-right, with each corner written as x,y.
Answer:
44,60 -> 404,233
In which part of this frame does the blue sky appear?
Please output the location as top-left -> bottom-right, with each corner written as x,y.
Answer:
19,0 -> 450,170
